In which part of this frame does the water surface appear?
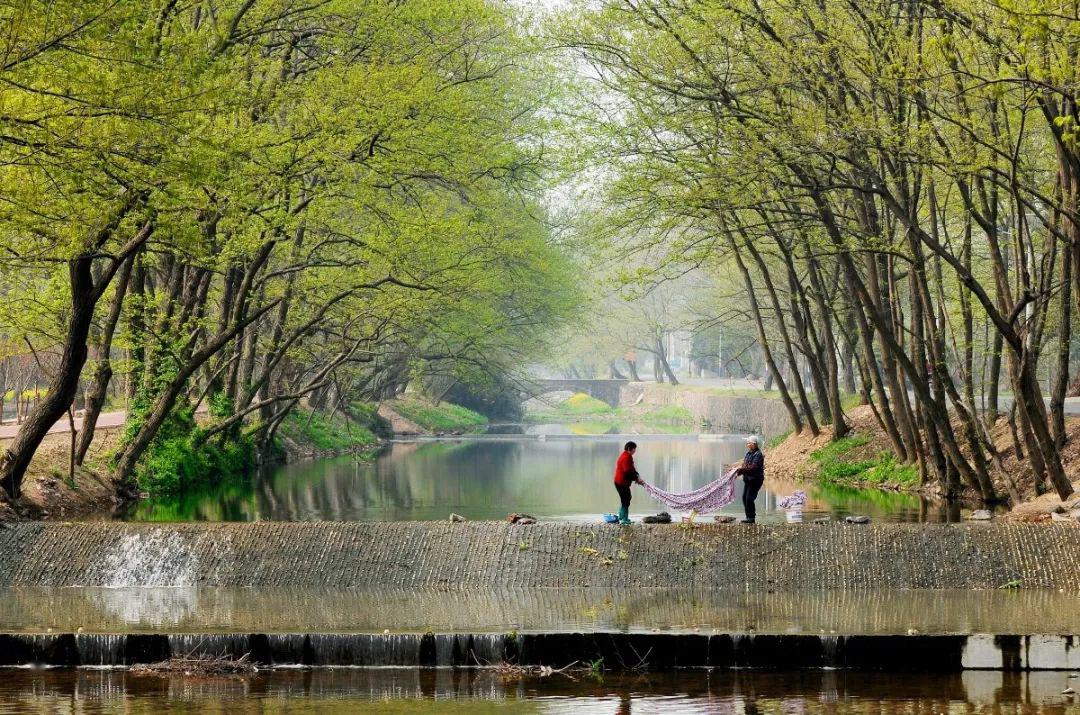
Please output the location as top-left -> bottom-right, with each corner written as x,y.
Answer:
0,670 -> 1077,713
125,430 -> 958,523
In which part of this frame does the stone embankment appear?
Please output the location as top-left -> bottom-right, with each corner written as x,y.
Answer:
619,383 -> 791,436
1,521 -> 1078,590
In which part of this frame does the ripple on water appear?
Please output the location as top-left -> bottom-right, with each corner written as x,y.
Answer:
0,670 -> 1077,714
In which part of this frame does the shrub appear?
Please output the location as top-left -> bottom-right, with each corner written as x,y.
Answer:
559,393 -> 613,415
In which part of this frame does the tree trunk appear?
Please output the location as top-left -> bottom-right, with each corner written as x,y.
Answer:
1,258 -> 99,498
75,256 -> 135,465
726,227 -> 804,433
656,338 -> 679,385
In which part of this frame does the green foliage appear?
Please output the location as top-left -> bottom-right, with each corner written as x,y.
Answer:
0,0 -> 583,492
811,435 -> 918,489
135,425 -> 256,498
208,392 -> 234,420
391,398 -> 488,433
559,393 -> 614,415
280,411 -> 378,452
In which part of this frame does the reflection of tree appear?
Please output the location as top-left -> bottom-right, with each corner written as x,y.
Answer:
130,437 -> 788,521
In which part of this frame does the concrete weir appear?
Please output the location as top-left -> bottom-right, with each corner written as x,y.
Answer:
0,632 -> 1076,670
1,521 -> 1079,589
1,521 -> 1078,671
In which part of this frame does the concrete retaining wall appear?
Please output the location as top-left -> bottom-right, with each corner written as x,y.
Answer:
620,383 -> 792,436
1,522 -> 1078,590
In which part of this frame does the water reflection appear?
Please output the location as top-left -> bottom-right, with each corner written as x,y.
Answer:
125,433 -> 957,523
0,670 -> 1077,714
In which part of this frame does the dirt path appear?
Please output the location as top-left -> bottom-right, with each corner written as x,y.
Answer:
376,404 -> 425,435
0,410 -> 127,440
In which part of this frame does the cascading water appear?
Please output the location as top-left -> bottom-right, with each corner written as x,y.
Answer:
92,531 -> 200,588
75,634 -> 127,666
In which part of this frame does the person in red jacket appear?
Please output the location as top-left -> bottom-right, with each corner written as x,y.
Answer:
613,441 -> 643,524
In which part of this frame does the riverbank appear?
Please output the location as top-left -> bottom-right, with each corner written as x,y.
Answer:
1,405 -> 388,521
768,404 -> 1080,519
0,396 -> 493,521
377,396 -> 488,436
0,428 -> 126,521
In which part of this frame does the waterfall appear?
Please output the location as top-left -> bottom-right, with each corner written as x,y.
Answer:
92,530 -> 199,588
75,634 -> 127,666
819,635 -> 843,666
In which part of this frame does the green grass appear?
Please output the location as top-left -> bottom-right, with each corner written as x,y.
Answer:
391,397 -> 488,433
280,411 -> 378,451
766,429 -> 793,449
810,434 -> 919,488
639,404 -> 695,423
840,392 -> 864,410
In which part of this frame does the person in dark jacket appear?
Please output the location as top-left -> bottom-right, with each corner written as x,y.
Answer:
735,435 -> 765,523
613,441 -> 643,524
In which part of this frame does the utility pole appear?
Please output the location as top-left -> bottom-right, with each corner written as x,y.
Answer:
718,329 -> 723,381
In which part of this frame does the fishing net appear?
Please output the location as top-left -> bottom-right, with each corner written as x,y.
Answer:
641,469 -> 739,513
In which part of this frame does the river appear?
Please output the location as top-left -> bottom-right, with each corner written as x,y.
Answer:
123,425 -> 959,523
1,670 -> 1077,713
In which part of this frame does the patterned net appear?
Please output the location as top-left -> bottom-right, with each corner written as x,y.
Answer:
641,469 -> 738,513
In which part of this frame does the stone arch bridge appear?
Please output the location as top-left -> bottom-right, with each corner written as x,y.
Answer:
525,379 -> 628,407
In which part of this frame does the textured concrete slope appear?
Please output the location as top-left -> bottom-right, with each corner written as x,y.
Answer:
0,521 -> 1077,589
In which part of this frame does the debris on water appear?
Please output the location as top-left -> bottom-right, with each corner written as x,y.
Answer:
449,513 -> 466,522
813,517 -> 831,524
968,510 -> 993,521
516,517 -> 536,525
131,653 -> 256,677
642,512 -> 671,524
506,513 -> 536,524
493,660 -> 581,681
845,515 -> 871,524
906,628 -> 919,636
1063,687 -> 1075,695
714,515 -> 736,523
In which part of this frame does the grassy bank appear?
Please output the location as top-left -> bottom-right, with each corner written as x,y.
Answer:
278,409 -> 382,454
808,434 -> 919,489
768,406 -> 922,492
527,393 -> 697,427
768,404 -> 1080,509
386,396 -> 488,433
